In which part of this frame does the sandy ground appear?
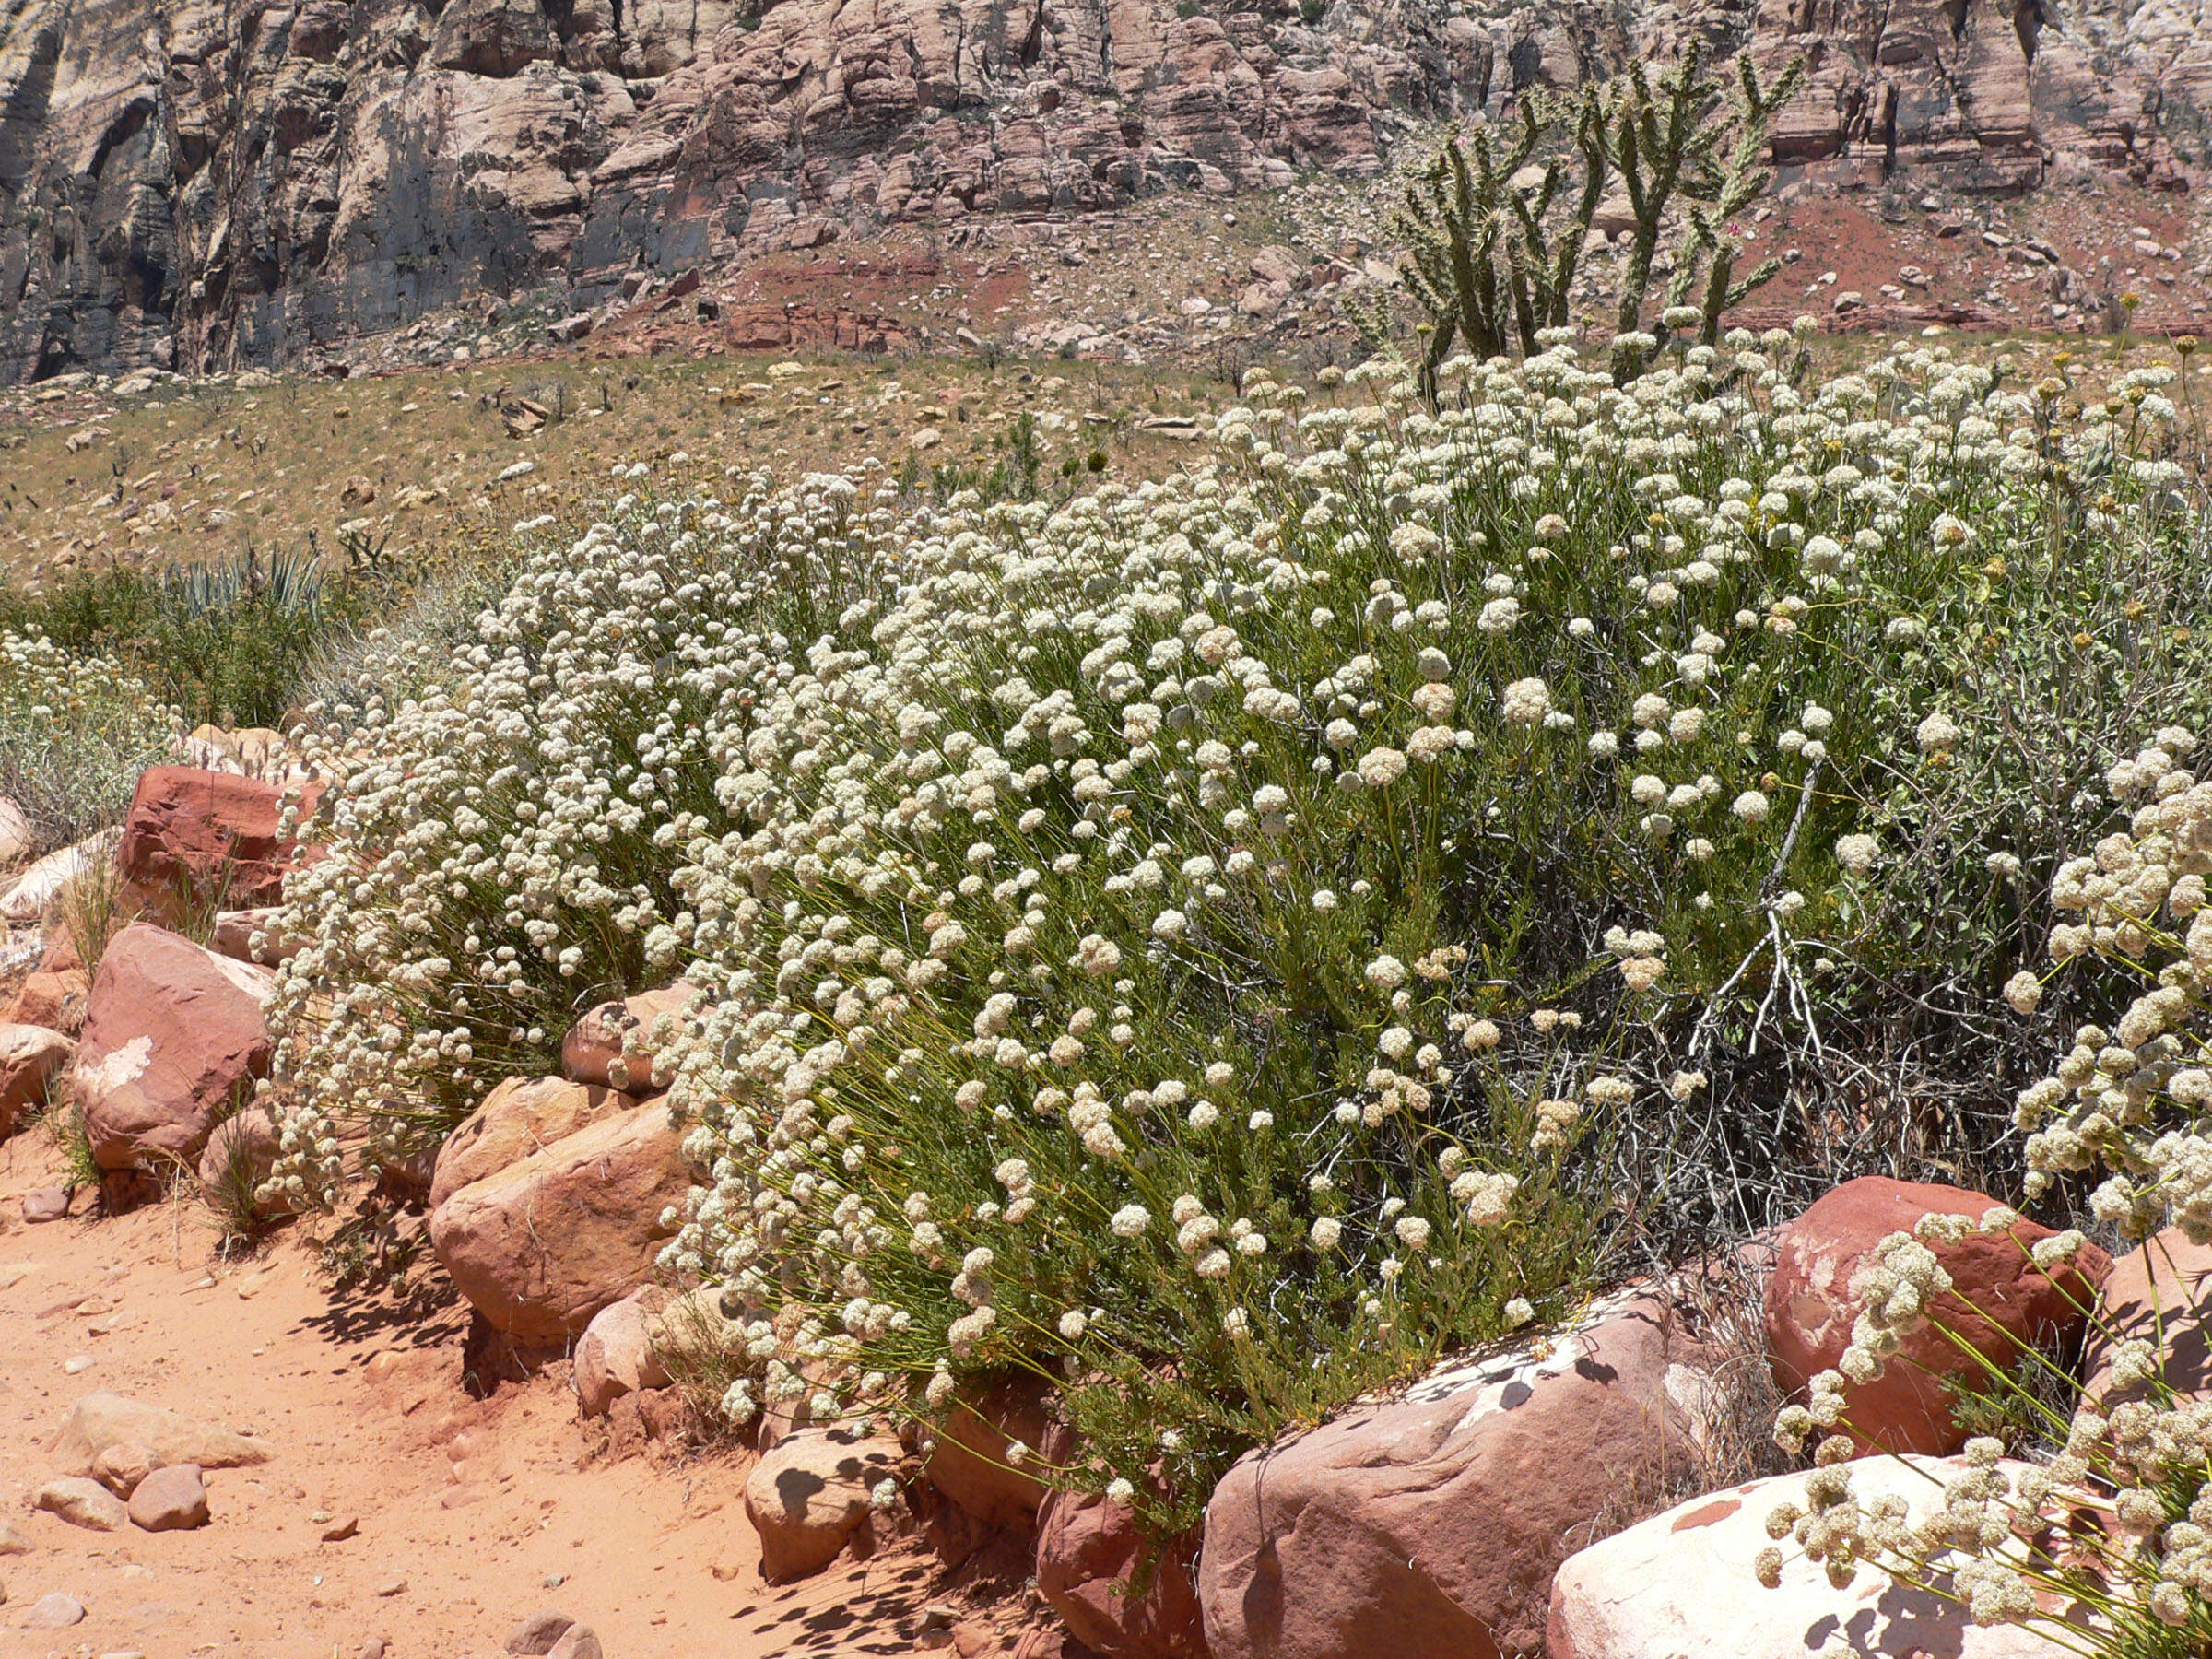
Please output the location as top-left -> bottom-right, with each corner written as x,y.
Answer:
0,1132 -> 1009,1659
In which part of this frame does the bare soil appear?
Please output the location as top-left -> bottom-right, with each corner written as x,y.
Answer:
0,1133 -> 1030,1659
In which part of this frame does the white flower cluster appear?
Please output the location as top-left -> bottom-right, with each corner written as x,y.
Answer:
2013,728 -> 2212,1238
258,476 -> 893,1203
0,630 -> 181,851
1765,725 -> 2212,1640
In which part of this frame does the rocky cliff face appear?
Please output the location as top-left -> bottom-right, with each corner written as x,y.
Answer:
0,0 -> 2202,381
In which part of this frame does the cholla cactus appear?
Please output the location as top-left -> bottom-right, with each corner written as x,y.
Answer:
1393,44 -> 1805,385
1393,88 -> 1602,379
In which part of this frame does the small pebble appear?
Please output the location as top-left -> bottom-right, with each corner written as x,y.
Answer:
375,1578 -> 406,1597
64,1356 -> 93,1374
543,1572 -> 566,1588
321,1515 -> 359,1542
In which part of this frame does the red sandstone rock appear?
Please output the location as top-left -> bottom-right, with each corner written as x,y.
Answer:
0,1022 -> 74,1136
429,1101 -> 690,1340
195,1110 -> 291,1215
924,1372 -> 1054,1528
22,1185 -> 71,1222
69,923 -> 276,1172
2082,1226 -> 2212,1406
574,1287 -> 674,1418
10,968 -> 91,1035
1198,1295 -> 1712,1659
128,1462 -> 211,1531
1547,1456 -> 2071,1659
430,1076 -> 639,1209
1036,1490 -> 1206,1658
1765,1176 -> 2110,1456
116,766 -> 324,913
743,1428 -> 904,1583
559,985 -> 699,1091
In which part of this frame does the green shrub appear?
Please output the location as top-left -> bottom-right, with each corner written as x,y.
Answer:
265,333 -> 2212,1535
0,547 -> 350,729
261,475 -> 894,1194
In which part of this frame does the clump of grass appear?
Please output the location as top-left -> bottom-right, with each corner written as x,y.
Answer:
38,1088 -> 102,1195
648,1290 -> 753,1446
55,852 -> 135,973
198,1112 -> 278,1251
164,854 -> 238,947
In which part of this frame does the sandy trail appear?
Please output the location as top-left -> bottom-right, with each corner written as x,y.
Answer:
0,1132 -> 986,1659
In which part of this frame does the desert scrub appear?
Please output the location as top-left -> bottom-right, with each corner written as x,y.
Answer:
657,336 -> 2212,1526
0,630 -> 179,851
262,333 -> 2212,1528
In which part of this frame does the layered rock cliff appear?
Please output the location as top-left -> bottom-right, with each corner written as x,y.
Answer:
0,0 -> 2203,381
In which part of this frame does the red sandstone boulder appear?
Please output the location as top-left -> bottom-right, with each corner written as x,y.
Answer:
0,1021 -> 73,1136
1037,1491 -> 1206,1659
90,1440 -> 162,1497
429,1100 -> 690,1341
0,794 -> 30,865
559,984 -> 700,1091
127,1462 -> 210,1531
924,1371 -> 1054,1527
743,1428 -> 904,1583
10,968 -> 90,1034
69,923 -> 276,1171
1198,1295 -> 1713,1659
1547,1457 -> 2070,1659
52,1391 -> 271,1475
210,907 -> 300,965
430,1076 -> 639,1209
116,765 -> 324,913
1,834 -> 114,924
2082,1227 -> 2212,1406
1765,1176 -> 2110,1455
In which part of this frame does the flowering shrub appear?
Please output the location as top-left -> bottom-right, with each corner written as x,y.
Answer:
1759,731 -> 2212,1651
0,630 -> 179,852
266,333 -> 2212,1529
259,474 -> 893,1200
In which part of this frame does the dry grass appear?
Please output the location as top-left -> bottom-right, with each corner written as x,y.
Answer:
0,351 -> 1253,590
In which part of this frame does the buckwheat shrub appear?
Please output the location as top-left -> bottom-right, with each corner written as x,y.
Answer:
258,480 -> 898,1200
645,342 -> 2212,1528
267,337 -> 2212,1534
1761,732 -> 2212,1652
0,630 -> 180,851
